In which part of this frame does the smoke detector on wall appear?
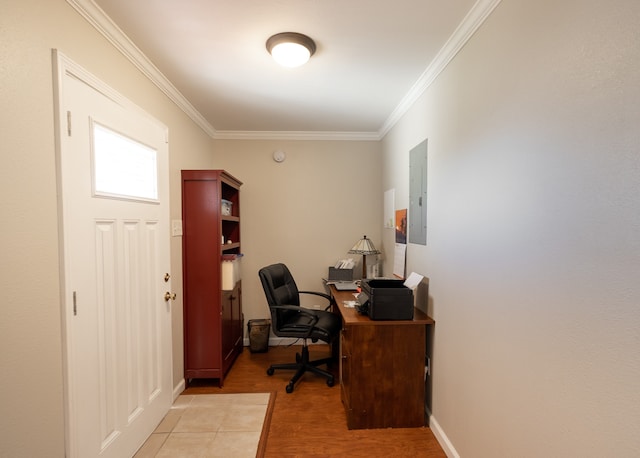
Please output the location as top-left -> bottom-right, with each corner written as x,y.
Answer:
273,150 -> 286,163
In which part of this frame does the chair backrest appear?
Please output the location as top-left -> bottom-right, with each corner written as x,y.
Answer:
258,263 -> 301,329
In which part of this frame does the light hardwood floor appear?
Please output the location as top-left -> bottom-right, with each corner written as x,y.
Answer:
183,344 -> 446,457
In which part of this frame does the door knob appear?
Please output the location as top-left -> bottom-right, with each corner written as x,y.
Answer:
164,292 -> 176,301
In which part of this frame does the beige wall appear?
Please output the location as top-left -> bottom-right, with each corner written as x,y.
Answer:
206,139 -> 382,326
382,0 -> 640,456
0,1 -> 382,456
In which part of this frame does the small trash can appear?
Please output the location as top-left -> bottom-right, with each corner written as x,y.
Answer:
247,319 -> 270,353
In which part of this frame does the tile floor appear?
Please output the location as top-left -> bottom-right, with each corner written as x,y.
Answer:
134,392 -> 271,458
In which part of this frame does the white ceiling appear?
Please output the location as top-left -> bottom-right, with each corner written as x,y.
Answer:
81,0 -> 492,139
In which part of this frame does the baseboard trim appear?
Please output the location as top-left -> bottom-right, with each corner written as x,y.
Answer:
429,414 -> 460,458
172,379 -> 185,401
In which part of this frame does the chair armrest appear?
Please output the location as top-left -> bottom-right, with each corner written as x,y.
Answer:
299,290 -> 336,311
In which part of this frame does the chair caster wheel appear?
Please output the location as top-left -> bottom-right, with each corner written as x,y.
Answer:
327,377 -> 335,387
266,367 -> 274,376
286,383 -> 294,393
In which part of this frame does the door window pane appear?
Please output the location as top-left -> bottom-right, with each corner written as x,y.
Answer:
92,123 -> 158,201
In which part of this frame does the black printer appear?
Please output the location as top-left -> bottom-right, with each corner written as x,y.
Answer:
356,279 -> 414,320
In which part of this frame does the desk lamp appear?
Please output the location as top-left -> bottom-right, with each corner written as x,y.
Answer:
348,235 -> 381,279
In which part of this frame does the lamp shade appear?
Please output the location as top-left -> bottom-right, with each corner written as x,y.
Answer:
348,235 -> 380,255
348,235 -> 380,279
266,32 -> 316,68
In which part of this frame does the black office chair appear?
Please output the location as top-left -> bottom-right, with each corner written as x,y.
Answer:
258,263 -> 342,393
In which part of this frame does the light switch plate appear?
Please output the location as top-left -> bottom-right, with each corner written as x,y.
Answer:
171,220 -> 183,236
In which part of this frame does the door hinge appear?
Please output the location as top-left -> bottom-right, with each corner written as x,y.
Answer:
66,111 -> 72,136
73,291 -> 77,316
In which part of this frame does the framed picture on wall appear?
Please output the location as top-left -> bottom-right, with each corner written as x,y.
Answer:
395,208 -> 407,244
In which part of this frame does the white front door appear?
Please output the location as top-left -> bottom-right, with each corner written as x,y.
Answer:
54,52 -> 172,457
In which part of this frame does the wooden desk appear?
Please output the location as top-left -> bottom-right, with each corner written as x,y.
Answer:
330,285 -> 435,430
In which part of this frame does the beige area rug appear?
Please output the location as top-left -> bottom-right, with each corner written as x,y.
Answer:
134,392 -> 275,458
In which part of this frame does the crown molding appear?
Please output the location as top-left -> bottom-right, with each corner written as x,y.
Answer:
378,0 -> 502,138
67,0 -> 500,142
213,130 -> 381,141
66,0 -> 218,139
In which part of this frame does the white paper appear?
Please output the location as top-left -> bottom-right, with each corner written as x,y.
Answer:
393,243 -> 406,278
403,272 -> 424,290
384,189 -> 395,228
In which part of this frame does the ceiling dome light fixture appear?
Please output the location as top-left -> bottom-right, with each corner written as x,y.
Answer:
266,32 -> 316,68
